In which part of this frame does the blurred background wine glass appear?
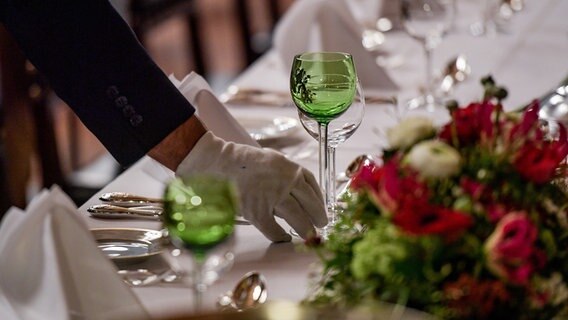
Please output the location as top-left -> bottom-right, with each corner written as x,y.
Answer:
163,175 -> 238,312
400,0 -> 455,112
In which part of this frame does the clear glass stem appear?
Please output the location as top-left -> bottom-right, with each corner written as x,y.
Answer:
193,254 -> 206,312
328,146 -> 337,218
317,123 -> 332,217
424,45 -> 433,99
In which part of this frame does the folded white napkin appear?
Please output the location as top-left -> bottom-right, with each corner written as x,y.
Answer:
170,72 -> 260,147
272,0 -> 398,90
0,186 -> 149,320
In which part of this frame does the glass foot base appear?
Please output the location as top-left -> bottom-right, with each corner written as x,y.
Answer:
406,94 -> 446,113
289,224 -> 334,240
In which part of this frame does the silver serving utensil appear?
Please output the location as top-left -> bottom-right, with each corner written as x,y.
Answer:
88,204 -> 162,219
88,204 -> 252,225
439,55 -> 471,95
100,192 -> 164,207
217,272 -> 267,311
538,84 -> 568,123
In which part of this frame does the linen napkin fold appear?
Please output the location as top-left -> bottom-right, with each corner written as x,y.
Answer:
272,0 -> 398,91
0,186 -> 149,320
170,72 -> 260,147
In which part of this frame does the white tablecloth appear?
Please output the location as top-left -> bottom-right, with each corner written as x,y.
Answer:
77,0 -> 568,317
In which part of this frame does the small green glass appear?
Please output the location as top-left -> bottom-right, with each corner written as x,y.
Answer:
290,52 -> 357,234
163,175 -> 238,311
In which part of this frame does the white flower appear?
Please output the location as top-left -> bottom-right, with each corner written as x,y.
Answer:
406,140 -> 461,178
386,117 -> 436,149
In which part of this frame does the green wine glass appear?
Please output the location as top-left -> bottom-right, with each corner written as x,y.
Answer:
290,52 -> 357,234
163,175 -> 237,312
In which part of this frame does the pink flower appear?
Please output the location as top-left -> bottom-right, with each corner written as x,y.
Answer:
484,212 -> 544,285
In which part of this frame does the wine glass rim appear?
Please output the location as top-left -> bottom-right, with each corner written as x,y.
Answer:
294,52 -> 352,62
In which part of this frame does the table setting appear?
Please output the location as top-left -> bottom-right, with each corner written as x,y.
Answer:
2,0 -> 568,319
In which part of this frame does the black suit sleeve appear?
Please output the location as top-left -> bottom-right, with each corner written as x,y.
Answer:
0,0 -> 196,166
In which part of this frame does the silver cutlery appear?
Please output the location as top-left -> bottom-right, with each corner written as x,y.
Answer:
100,192 -> 163,207
538,82 -> 568,123
217,271 -> 267,311
221,86 -> 396,106
88,203 -> 252,225
88,204 -> 162,219
439,55 -> 471,95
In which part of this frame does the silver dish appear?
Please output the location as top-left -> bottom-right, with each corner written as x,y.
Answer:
538,84 -> 568,124
91,228 -> 165,262
235,115 -> 299,141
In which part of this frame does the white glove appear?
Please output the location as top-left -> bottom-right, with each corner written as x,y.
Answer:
176,132 -> 327,242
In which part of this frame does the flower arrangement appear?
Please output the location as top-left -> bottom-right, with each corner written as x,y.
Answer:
305,77 -> 568,319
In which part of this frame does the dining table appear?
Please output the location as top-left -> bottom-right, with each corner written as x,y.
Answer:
77,0 -> 568,318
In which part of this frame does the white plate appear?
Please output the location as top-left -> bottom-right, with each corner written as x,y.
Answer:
236,115 -> 299,141
91,228 -> 165,262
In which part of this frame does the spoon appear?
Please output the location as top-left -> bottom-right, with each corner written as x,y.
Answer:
217,272 -> 267,311
439,55 -> 471,95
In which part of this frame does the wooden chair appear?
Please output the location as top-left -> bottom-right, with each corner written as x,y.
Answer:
235,0 -> 290,66
129,0 -> 292,77
129,0 -> 207,76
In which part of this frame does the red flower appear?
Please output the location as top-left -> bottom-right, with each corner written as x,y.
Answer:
508,102 -> 568,184
460,177 -> 485,200
444,274 -> 510,318
508,100 -> 541,142
440,101 -> 498,146
393,200 -> 472,241
484,212 -> 544,285
350,160 -> 383,192
486,203 -> 508,222
351,159 -> 430,214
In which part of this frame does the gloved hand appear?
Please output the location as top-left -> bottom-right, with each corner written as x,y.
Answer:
176,131 -> 327,242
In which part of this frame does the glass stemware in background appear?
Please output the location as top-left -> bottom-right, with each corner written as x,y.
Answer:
163,176 -> 237,312
350,0 -> 406,69
469,0 -> 517,37
290,52 -> 357,231
297,80 -> 365,219
401,0 -> 455,112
